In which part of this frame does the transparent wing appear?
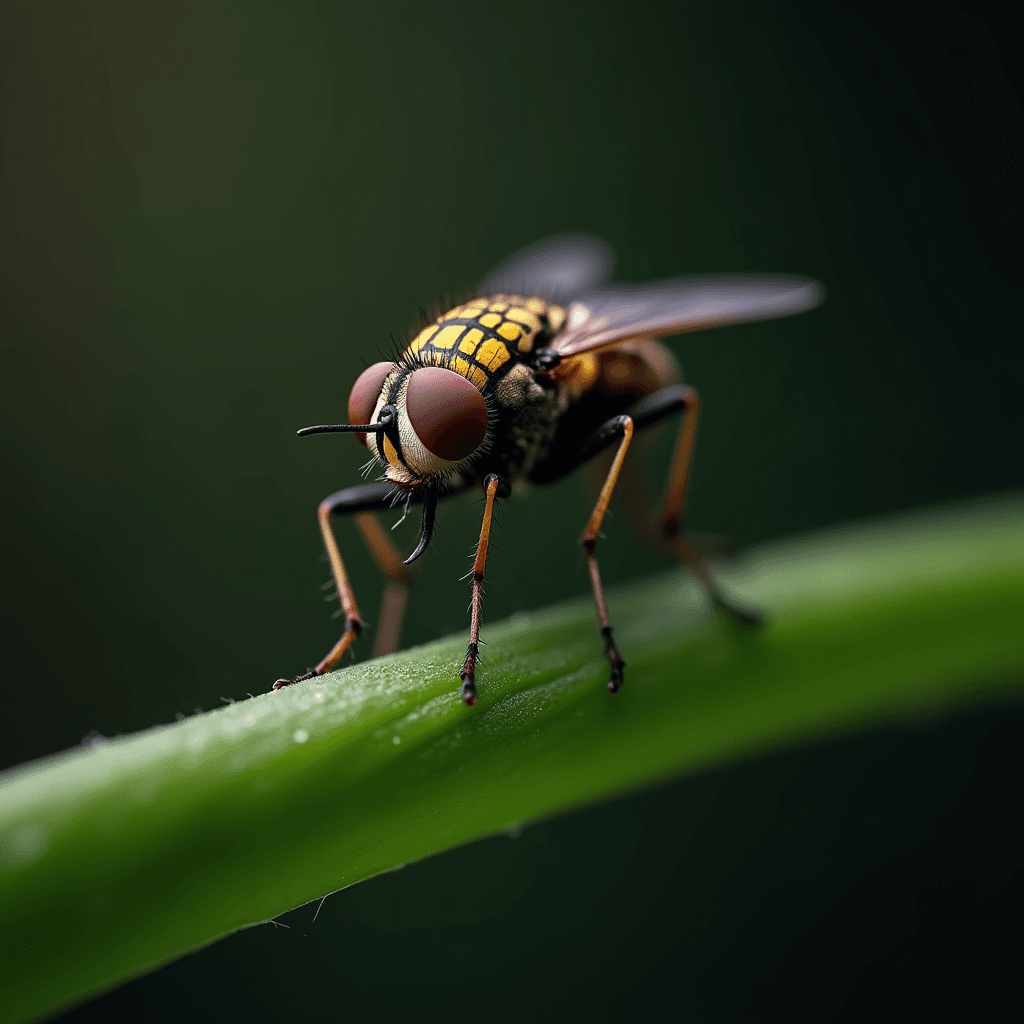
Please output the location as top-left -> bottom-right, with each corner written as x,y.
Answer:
552,274 -> 824,357
479,233 -> 615,303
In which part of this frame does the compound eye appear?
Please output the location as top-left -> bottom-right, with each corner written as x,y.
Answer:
405,367 -> 488,462
347,362 -> 395,445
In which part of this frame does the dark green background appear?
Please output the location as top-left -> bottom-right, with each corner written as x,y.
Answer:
2,2 -> 1020,1021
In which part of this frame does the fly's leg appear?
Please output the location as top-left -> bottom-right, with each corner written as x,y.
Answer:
272,482 -> 406,689
272,497 -> 363,687
459,474 -> 509,706
570,385 -> 760,636
579,414 -> 635,692
352,512 -> 411,656
273,496 -> 363,687
657,386 -> 761,627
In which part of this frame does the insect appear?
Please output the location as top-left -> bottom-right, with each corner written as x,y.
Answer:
274,234 -> 822,704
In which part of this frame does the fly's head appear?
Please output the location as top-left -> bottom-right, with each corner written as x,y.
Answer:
345,361 -> 491,490
294,359 -> 493,564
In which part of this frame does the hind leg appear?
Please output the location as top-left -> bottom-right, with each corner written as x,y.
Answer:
642,385 -> 762,625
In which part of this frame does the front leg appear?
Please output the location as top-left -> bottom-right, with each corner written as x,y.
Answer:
273,495 -> 368,688
272,482 -> 395,689
459,474 -> 509,706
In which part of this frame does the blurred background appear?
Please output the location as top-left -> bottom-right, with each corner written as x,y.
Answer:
2,2 -> 1020,1021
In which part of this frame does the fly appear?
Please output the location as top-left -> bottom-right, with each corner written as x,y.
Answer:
273,234 -> 823,705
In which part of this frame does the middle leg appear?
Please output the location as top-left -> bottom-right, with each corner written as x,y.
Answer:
352,511 -> 412,656
579,414 -> 635,692
590,385 -> 761,626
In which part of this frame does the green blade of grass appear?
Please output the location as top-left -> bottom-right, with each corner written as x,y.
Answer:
1,495 -> 1021,1024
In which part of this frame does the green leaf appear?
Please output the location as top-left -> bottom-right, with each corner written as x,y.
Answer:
1,494 -> 1021,1024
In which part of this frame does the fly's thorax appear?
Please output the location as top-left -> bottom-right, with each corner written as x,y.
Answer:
405,295 -> 566,388
474,362 -> 562,483
493,362 -> 546,410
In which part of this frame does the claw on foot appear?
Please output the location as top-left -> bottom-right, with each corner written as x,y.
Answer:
272,669 -> 317,691
601,626 -> 626,693
460,642 -> 479,706
606,662 -> 625,692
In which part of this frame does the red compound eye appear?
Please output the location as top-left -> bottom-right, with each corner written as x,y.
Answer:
405,367 -> 488,462
347,362 -> 394,445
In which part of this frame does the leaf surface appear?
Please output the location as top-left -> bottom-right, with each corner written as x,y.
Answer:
1,495 -> 1021,1024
